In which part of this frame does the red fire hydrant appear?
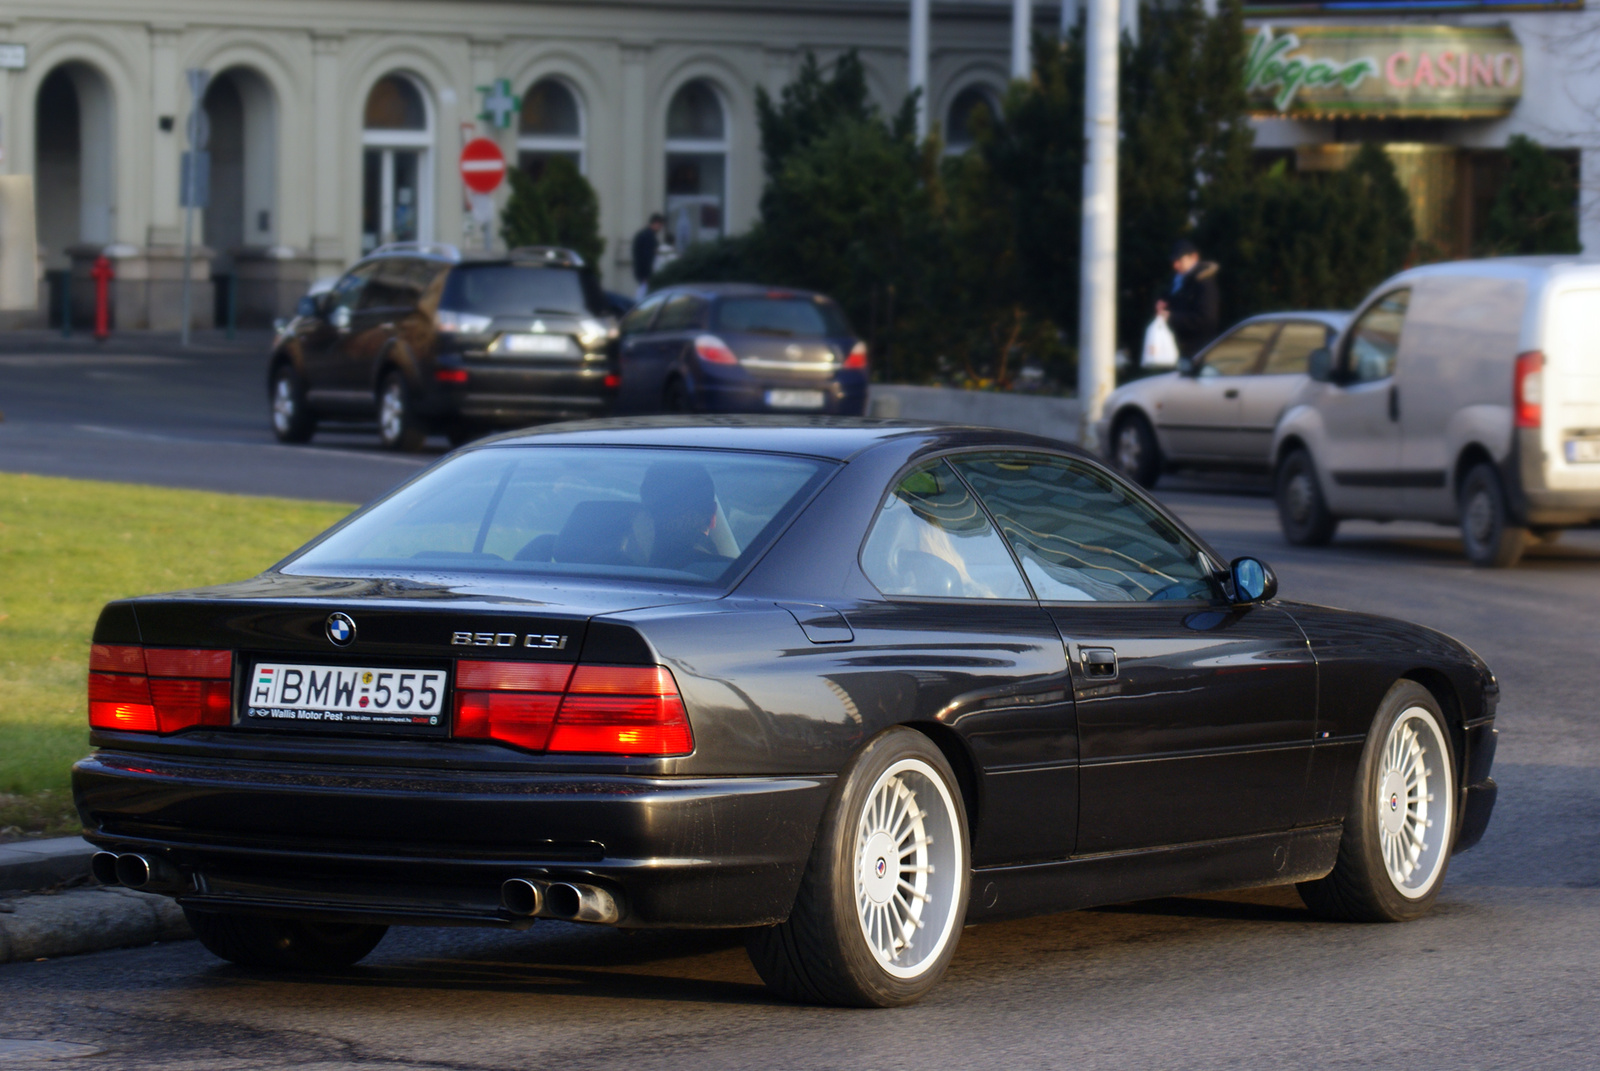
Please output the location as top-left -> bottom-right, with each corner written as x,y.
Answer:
90,255 -> 114,341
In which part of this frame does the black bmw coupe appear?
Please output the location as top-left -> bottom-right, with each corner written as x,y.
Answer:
74,419 -> 1498,1007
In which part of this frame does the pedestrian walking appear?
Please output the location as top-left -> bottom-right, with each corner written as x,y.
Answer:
1155,239 -> 1220,360
631,213 -> 665,301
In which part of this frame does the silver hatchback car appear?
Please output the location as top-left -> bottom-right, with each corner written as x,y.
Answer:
1096,311 -> 1348,487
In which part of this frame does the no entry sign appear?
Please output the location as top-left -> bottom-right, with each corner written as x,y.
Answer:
459,137 -> 506,195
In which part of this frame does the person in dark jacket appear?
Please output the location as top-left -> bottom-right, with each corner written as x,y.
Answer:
1156,239 -> 1220,359
631,214 -> 665,300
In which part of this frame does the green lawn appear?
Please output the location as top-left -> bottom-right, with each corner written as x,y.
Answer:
0,473 -> 352,837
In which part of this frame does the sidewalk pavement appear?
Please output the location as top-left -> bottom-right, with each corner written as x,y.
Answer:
0,837 -> 191,964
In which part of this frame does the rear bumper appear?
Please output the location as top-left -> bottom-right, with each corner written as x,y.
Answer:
73,750 -> 832,928
423,365 -> 614,425
696,371 -> 867,416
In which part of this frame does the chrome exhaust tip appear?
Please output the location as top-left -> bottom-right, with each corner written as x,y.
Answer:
90,852 -> 121,886
544,882 -> 621,925
112,852 -> 184,892
500,877 -> 545,917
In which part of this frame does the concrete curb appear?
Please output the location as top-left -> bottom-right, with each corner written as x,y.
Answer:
0,836 -> 95,895
0,886 -> 191,963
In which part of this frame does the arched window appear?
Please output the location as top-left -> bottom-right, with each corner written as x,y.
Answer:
945,84 -> 999,153
664,79 -> 727,248
361,73 -> 433,252
518,78 -> 585,179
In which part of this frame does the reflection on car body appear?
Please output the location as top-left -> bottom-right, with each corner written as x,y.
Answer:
75,418 -> 1497,1006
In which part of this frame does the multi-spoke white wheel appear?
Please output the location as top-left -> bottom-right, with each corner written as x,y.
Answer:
376,370 -> 426,451
746,728 -> 971,1006
268,364 -> 315,443
1376,707 -> 1453,899
852,758 -> 963,979
1300,681 -> 1457,922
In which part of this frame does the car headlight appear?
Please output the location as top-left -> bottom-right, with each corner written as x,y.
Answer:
436,309 -> 494,334
576,318 -> 614,349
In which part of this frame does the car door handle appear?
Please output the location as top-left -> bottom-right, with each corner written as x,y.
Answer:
1080,647 -> 1118,680
1224,388 -> 1239,399
1388,384 -> 1400,422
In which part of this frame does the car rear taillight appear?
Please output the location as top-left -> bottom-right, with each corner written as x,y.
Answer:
435,367 -> 469,384
88,645 -> 232,733
1515,350 -> 1543,429
843,341 -> 868,370
604,372 -> 620,390
453,660 -> 692,756
694,334 -> 738,365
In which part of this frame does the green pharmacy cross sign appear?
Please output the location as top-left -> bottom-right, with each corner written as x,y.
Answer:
1245,25 -> 1523,118
477,78 -> 521,129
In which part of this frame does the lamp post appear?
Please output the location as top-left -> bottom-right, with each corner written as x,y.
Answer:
1077,0 -> 1117,448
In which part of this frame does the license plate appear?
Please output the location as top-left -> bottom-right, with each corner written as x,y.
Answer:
1566,439 -> 1600,463
498,333 -> 574,356
245,662 -> 448,734
765,389 -> 825,410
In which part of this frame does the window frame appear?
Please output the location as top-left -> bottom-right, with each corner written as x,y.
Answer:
663,78 -> 730,248
517,76 -> 586,175
1193,319 -> 1281,379
1339,288 -> 1411,385
856,447 -> 1230,606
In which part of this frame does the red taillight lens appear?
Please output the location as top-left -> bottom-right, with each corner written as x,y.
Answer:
88,646 -> 232,733
452,661 -> 693,756
435,367 -> 469,384
88,672 -> 157,731
1515,350 -> 1543,429
693,334 -> 738,365
844,341 -> 868,370
550,665 -> 692,756
604,373 -> 620,390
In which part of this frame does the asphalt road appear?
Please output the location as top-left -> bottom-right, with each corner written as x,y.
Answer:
3,336 -> 1599,1069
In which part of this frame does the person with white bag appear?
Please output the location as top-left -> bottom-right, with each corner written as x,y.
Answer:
1154,238 -> 1221,364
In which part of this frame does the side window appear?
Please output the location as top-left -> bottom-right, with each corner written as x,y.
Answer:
621,294 -> 665,334
1262,321 -> 1332,375
950,453 -> 1221,603
329,263 -> 376,313
361,258 -> 434,311
860,461 -> 1031,600
1197,322 -> 1276,377
654,294 -> 706,332
1345,289 -> 1410,383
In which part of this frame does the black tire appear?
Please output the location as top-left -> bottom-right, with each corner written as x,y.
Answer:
268,362 -> 316,444
1459,462 -> 1528,568
184,909 -> 387,971
745,728 -> 971,1008
1298,680 -> 1457,923
1276,448 -> 1339,546
1110,412 -> 1161,489
663,376 -> 695,414
377,369 -> 427,452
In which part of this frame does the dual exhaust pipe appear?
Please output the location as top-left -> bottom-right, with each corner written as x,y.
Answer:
501,878 -> 620,924
91,851 -> 187,893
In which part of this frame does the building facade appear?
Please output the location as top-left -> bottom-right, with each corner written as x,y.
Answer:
2,0 -> 1028,328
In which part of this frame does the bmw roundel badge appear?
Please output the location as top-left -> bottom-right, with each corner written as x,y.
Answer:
326,612 -> 356,647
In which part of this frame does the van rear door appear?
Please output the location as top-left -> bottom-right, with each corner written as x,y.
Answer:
1542,283 -> 1600,491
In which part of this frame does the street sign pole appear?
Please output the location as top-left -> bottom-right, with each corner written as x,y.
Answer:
180,68 -> 210,348
459,137 -> 507,252
1077,0 -> 1118,449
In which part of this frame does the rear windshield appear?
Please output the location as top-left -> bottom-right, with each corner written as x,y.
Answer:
285,446 -> 834,587
714,297 -> 852,338
440,265 -> 596,317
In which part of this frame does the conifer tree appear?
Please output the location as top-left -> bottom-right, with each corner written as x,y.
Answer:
1480,135 -> 1580,255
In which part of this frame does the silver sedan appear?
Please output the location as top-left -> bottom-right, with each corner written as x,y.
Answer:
1097,311 -> 1348,487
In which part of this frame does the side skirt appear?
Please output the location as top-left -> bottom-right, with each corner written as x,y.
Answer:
966,824 -> 1343,923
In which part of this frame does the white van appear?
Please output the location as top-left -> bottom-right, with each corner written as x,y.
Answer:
1272,257 -> 1600,567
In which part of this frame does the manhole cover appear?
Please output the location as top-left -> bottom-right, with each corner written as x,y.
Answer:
0,1039 -> 103,1062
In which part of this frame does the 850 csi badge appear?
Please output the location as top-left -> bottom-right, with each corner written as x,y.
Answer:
451,631 -> 568,650
325,612 -> 357,647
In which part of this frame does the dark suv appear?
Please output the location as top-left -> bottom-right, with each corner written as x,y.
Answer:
268,244 -> 620,450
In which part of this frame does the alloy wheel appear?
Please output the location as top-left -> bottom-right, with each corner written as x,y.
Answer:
852,757 -> 963,979
1376,706 -> 1453,898
379,380 -> 405,443
1115,425 -> 1144,479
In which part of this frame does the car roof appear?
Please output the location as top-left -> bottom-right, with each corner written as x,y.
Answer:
473,416 -> 1095,464
648,283 -> 836,302
1234,310 -> 1349,329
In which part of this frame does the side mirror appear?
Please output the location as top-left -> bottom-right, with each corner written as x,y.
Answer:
330,305 -> 352,331
1177,356 -> 1196,377
1230,556 -> 1278,604
294,295 -> 318,318
1307,346 -> 1333,383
